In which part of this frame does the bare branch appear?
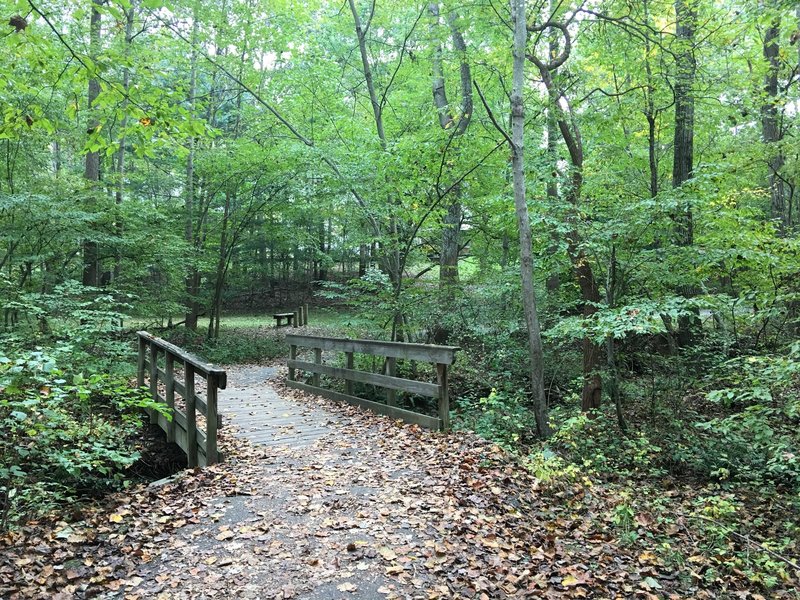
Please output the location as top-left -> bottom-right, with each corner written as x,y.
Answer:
473,79 -> 513,148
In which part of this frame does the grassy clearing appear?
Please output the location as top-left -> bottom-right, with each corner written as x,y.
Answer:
154,307 -> 384,365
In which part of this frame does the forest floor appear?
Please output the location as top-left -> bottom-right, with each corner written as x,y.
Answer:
1,363 -> 797,599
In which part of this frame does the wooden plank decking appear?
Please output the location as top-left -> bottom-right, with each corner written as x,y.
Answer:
216,366 -> 333,448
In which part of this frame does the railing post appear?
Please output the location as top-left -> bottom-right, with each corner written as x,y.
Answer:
303,304 -> 309,326
386,357 -> 397,407
436,363 -> 450,432
136,335 -> 146,388
165,353 -> 176,443
313,347 -> 322,387
345,351 -> 354,396
149,341 -> 159,424
206,374 -> 219,465
292,310 -> 299,328
185,363 -> 198,467
289,344 -> 297,381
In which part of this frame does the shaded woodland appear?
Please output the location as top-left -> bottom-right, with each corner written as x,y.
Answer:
1,0 -> 800,594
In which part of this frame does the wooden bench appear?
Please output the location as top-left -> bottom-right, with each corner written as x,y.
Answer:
273,312 -> 295,327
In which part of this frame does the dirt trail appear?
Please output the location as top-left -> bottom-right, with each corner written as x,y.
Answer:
2,365 -> 704,600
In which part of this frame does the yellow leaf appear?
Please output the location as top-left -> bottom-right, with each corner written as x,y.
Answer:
638,551 -> 658,564
562,575 -> 580,587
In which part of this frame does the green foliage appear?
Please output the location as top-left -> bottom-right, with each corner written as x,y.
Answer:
689,343 -> 800,489
454,388 -> 541,451
0,280 -> 169,530
549,408 -> 667,479
318,268 -> 397,334
0,345 -> 162,531
167,327 -> 286,365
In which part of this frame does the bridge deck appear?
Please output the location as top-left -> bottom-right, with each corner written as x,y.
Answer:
217,365 -> 334,448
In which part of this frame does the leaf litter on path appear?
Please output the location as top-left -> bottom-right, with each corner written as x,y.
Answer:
1,367 -> 797,598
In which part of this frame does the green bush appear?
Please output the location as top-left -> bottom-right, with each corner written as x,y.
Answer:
0,345 -> 162,530
454,387 -> 541,450
0,282 -> 168,530
548,407 -> 667,478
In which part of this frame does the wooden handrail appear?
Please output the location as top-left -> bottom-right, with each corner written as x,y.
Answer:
136,332 -> 225,466
136,331 -> 227,388
286,334 -> 458,431
285,334 -> 459,365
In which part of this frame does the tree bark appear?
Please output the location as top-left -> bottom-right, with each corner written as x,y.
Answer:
82,0 -> 102,288
349,0 -> 405,339
184,13 -> 200,330
113,2 -> 135,283
544,16 -> 561,293
510,0 -> 550,438
429,3 -> 473,338
672,0 -> 698,347
528,20 -> 603,412
672,0 -> 696,239
762,11 -> 786,232
208,191 -> 231,340
643,0 -> 659,199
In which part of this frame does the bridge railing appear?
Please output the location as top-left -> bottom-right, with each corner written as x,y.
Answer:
136,331 -> 227,466
285,334 -> 458,431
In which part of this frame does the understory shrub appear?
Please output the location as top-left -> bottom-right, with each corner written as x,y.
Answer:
0,345 -> 162,530
455,387 -> 541,450
167,327 -> 286,364
0,282 -> 165,530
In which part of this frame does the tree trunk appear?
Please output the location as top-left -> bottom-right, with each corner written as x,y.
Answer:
82,1 -> 102,288
184,13 -> 200,330
672,0 -> 696,238
544,28 -> 561,293
644,0 -> 659,199
528,19 -> 603,412
113,2 -> 135,283
439,199 -> 461,290
672,0 -> 698,347
762,11 -> 786,232
359,242 -> 368,276
510,0 -> 550,438
317,219 -> 328,281
208,192 -> 231,340
429,3 -> 473,336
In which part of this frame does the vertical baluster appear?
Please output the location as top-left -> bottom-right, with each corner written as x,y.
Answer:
289,344 -> 297,381
137,335 -> 146,388
206,374 -> 218,465
436,363 -> 450,432
185,363 -> 198,467
165,353 -> 176,443
313,347 -> 322,387
345,351 -> 354,396
149,341 -> 159,424
386,357 -> 397,407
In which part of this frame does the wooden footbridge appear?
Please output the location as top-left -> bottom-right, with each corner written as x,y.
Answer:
136,331 -> 458,465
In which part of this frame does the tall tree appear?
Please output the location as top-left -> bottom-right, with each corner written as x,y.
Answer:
762,3 -> 787,232
672,0 -> 698,347
508,0 -> 550,436
527,16 -> 603,412
113,1 -> 136,282
429,3 -> 472,297
82,0 -> 102,288
184,11 -> 200,330
672,0 -> 696,232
